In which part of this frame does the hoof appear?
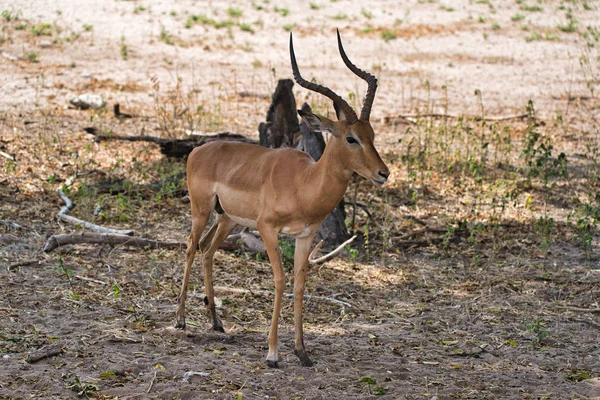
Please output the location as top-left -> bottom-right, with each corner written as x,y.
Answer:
174,321 -> 186,330
294,349 -> 313,367
212,324 -> 225,333
266,360 -> 279,368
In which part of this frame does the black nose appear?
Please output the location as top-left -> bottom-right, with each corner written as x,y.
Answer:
378,171 -> 389,180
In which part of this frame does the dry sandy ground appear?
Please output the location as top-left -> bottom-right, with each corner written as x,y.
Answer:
1,0 -> 600,399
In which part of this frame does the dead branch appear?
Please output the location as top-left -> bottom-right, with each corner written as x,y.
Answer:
309,240 -> 324,260
7,259 -> 39,271
283,293 -> 353,308
43,232 -> 185,252
147,370 -> 157,393
348,201 -> 384,232
56,188 -> 134,236
42,230 -> 265,255
0,150 -> 14,161
569,318 -> 600,329
83,127 -> 258,158
213,285 -> 354,308
386,113 -> 529,125
0,220 -> 22,230
74,275 -> 107,285
393,237 -> 462,248
552,305 -> 600,313
26,343 -> 64,363
309,235 -> 357,265
43,228 -> 354,265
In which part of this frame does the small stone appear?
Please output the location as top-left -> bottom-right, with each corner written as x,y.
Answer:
69,94 -> 106,110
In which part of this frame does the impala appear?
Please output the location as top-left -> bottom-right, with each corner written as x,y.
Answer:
176,30 -> 390,368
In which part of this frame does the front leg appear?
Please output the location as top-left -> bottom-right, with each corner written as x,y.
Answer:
293,234 -> 316,367
258,225 -> 285,368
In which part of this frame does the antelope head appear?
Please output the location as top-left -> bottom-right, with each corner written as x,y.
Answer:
290,30 -> 390,186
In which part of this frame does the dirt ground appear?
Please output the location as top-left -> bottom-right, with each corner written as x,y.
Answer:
1,0 -> 600,399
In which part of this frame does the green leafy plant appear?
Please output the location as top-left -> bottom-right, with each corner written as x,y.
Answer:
66,376 -> 98,396
120,36 -> 128,60
521,4 -> 543,12
359,376 -> 387,395
274,7 -> 289,16
525,317 -> 549,347
31,22 -> 52,36
56,257 -> 73,280
279,240 -> 295,270
380,29 -> 396,41
227,7 -> 243,17
108,283 -> 121,300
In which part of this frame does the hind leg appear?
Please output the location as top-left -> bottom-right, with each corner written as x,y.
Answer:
175,202 -> 212,329
201,213 -> 237,332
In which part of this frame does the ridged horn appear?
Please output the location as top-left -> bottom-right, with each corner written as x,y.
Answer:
336,28 -> 378,121
289,32 -> 359,124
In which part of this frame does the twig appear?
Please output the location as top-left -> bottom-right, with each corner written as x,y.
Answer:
552,305 -> 600,313
283,293 -> 353,308
107,335 -> 142,343
147,370 -> 157,393
74,275 -> 107,285
309,240 -> 323,260
349,201 -> 384,232
569,317 -> 600,329
0,220 -> 22,230
7,259 -> 39,271
56,188 -> 134,236
26,343 -> 64,363
0,150 -> 14,161
309,235 -> 357,264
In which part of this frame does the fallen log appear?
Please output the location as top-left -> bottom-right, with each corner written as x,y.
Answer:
42,231 -> 263,254
43,232 -> 184,253
43,230 -> 354,265
83,127 -> 258,158
26,343 -> 64,363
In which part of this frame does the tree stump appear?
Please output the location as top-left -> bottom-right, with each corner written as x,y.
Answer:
258,79 -> 300,149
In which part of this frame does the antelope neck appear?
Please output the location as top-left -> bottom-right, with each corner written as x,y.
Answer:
304,139 -> 352,209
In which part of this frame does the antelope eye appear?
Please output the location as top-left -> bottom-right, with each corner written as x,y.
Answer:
346,136 -> 358,145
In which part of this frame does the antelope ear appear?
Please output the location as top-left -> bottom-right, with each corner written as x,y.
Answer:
333,102 -> 346,121
297,109 -> 340,137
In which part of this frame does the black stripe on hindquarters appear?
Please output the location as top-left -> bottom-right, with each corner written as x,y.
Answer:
214,195 -> 224,214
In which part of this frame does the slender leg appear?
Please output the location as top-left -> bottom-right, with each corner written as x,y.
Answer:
175,209 -> 211,329
201,214 -> 237,332
258,225 -> 284,368
293,234 -> 316,367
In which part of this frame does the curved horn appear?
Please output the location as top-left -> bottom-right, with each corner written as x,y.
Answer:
289,32 -> 358,124
336,29 -> 377,121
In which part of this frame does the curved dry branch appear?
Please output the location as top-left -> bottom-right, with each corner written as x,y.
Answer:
309,235 -> 357,265
56,188 -> 134,236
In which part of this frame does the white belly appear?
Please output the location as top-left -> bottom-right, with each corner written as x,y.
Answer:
228,214 -> 258,229
281,225 -> 313,238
